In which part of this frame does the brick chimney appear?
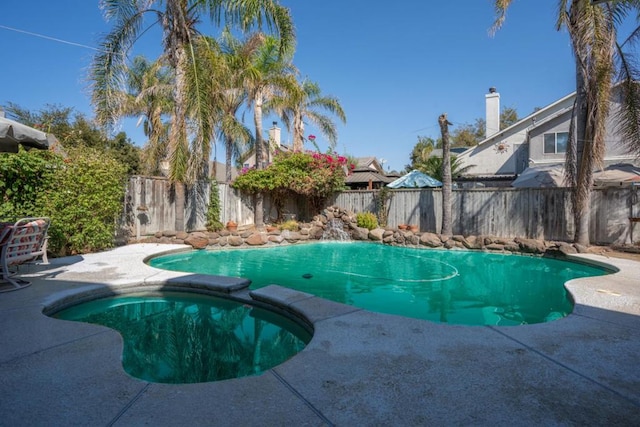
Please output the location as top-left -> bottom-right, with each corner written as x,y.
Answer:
485,87 -> 500,139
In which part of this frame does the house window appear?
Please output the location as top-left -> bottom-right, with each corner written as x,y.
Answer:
543,132 -> 568,154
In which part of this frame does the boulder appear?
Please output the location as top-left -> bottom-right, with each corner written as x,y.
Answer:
184,232 -> 208,249
228,235 -> 244,246
420,233 -> 443,247
558,242 -> 578,255
368,228 -> 385,241
309,226 -> 324,239
485,243 -> 505,251
515,237 -> 546,254
462,235 -> 483,250
283,231 -> 302,242
268,235 -> 285,244
162,230 -> 177,237
406,234 -> 420,245
246,233 -> 269,246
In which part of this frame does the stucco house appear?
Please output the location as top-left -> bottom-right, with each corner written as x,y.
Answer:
239,122 -> 288,170
456,87 -> 638,187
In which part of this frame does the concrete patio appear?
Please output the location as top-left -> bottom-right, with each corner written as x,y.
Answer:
0,243 -> 638,426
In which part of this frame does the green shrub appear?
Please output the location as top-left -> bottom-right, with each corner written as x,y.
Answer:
278,219 -> 299,231
206,179 -> 224,231
356,211 -> 378,230
38,147 -> 128,256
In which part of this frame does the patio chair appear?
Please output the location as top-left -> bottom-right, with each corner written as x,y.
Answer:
0,217 -> 50,292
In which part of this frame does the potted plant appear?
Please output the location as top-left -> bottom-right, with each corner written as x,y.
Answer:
409,224 -> 419,232
226,220 -> 238,232
398,224 -> 408,230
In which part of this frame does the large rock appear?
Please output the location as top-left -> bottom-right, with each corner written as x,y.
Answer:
558,242 -> 578,255
462,235 -> 483,250
282,231 -> 302,242
368,228 -> 385,241
246,233 -> 269,246
228,235 -> 244,246
309,226 -> 324,239
515,237 -> 546,254
176,231 -> 189,240
485,243 -> 505,251
268,235 -> 285,244
420,232 -> 443,247
184,232 -> 209,249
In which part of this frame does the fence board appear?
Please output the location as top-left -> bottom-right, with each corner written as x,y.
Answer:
124,177 -> 637,244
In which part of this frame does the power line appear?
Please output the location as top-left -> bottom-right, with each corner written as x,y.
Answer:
0,24 -> 102,52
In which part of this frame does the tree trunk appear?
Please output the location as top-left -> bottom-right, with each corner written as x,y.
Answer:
225,135 -> 233,183
570,2 -> 591,246
439,113 -> 453,237
174,181 -> 185,232
293,112 -> 304,151
253,93 -> 265,228
168,44 -> 190,184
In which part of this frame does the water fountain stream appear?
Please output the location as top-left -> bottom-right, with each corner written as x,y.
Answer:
321,219 -> 351,241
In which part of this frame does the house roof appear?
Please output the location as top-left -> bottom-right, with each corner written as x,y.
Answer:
210,161 -> 239,182
458,91 -> 577,156
345,170 -> 394,184
354,157 -> 384,173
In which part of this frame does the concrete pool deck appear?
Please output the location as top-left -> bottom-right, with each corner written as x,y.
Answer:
0,243 -> 638,425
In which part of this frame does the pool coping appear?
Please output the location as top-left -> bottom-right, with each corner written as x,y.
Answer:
0,243 -> 638,425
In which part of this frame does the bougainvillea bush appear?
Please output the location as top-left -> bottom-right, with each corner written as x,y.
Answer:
233,150 -> 353,219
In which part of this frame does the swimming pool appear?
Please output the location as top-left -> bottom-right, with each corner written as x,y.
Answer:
53,292 -> 310,384
149,242 -> 611,326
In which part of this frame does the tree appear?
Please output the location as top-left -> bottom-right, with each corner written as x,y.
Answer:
192,33 -> 254,183
439,114 -> 453,237
122,56 -> 173,176
3,103 -> 141,174
91,0 -> 295,184
269,78 -> 347,152
414,156 -> 473,182
240,34 -> 296,227
233,151 -> 349,220
406,136 -> 436,170
450,106 -> 518,147
492,1 -> 640,245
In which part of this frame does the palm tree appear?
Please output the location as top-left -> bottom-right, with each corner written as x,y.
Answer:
269,78 -> 347,152
240,34 -> 296,227
414,155 -> 472,182
189,34 -> 254,184
122,56 -> 173,176
492,0 -> 640,246
91,0 -> 294,184
439,113 -> 453,237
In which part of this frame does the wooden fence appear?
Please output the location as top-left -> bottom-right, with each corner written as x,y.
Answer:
123,177 -> 639,245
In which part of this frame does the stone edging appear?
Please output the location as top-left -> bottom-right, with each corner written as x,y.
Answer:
132,206 -> 587,257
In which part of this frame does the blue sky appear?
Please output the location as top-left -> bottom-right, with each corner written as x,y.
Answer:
0,1 -> 626,172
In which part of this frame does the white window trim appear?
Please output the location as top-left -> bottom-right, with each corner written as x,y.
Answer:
543,132 -> 568,154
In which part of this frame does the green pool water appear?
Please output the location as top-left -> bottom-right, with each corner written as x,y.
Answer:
149,242 -> 611,326
53,292 -> 310,384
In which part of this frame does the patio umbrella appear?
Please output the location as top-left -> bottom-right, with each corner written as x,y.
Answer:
387,170 -> 443,188
512,164 -> 567,188
0,116 -> 57,153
